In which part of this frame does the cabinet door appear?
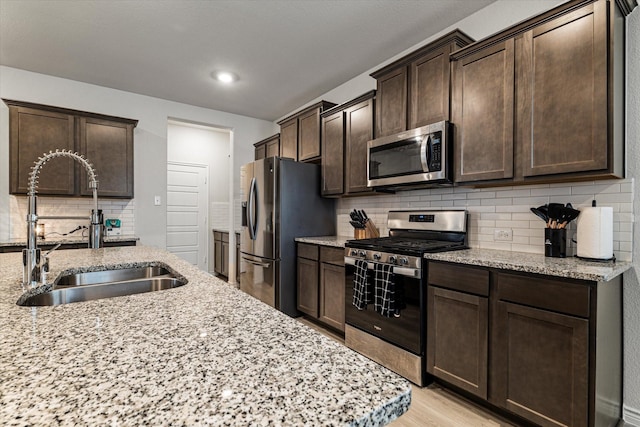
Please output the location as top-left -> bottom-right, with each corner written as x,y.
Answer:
280,118 -> 298,160
375,67 -> 407,137
78,117 -> 134,198
319,262 -> 345,332
427,286 -> 488,399
321,111 -> 344,196
214,239 -> 223,275
345,99 -> 374,194
254,143 -> 266,160
409,45 -> 451,128
452,39 -> 515,183
297,257 -> 319,317
221,241 -> 230,277
493,301 -> 589,427
9,106 -> 76,195
298,108 -> 321,161
518,2 -> 607,178
265,138 -> 280,158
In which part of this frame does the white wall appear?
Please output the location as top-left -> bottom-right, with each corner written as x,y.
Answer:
0,65 -> 278,249
277,0 -> 640,420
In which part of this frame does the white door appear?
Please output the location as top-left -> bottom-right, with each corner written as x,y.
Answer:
166,162 -> 208,270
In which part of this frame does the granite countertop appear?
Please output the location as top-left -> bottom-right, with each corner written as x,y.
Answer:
0,246 -> 410,426
295,235 -> 352,248
0,235 -> 139,248
423,248 -> 631,282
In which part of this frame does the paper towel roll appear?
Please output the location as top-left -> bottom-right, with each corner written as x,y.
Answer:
576,206 -> 613,259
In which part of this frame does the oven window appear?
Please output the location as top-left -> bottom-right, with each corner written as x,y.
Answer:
369,137 -> 425,180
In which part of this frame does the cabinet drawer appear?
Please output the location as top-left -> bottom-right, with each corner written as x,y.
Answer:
497,273 -> 590,318
221,232 -> 229,243
298,243 -> 319,260
428,261 -> 489,297
213,231 -> 223,242
320,246 -> 344,266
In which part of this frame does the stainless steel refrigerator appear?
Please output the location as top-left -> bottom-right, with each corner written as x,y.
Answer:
239,157 -> 335,317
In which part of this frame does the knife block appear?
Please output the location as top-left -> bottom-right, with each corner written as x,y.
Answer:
354,229 -> 367,239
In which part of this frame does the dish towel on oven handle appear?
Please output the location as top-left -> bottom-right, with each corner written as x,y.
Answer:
352,259 -> 370,310
374,262 -> 399,317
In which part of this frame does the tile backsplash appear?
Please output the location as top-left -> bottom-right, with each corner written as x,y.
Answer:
9,196 -> 135,240
337,179 -> 634,262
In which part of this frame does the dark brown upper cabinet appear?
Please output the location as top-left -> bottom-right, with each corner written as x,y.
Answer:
452,40 -> 515,182
321,91 -> 375,197
5,99 -> 137,198
277,101 -> 337,162
370,30 -> 474,138
254,133 -> 280,160
451,0 -> 635,186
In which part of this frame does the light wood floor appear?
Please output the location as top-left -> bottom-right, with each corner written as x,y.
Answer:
297,318 -> 515,426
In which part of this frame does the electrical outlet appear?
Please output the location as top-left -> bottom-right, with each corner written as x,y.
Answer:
494,229 -> 513,241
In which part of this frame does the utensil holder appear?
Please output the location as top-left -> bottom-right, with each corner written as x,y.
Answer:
545,228 -> 566,258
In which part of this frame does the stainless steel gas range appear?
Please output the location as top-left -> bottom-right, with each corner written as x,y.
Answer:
344,209 -> 468,386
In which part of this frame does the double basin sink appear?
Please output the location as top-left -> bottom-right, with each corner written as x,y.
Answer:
19,265 -> 187,306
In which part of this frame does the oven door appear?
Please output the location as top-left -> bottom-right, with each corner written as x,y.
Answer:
344,257 -> 424,355
367,121 -> 448,188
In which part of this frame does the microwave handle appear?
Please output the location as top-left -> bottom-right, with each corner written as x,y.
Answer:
420,134 -> 431,173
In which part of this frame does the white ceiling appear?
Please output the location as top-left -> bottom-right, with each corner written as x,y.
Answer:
0,0 -> 495,121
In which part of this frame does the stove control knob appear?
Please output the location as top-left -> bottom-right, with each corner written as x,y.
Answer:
359,250 -> 366,257
399,257 -> 409,265
350,249 -> 358,256
373,253 -> 381,261
389,256 -> 397,264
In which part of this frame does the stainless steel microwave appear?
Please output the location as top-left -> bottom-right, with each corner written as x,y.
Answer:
367,121 -> 450,188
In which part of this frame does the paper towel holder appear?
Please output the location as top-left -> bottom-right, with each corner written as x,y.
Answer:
575,199 -> 616,263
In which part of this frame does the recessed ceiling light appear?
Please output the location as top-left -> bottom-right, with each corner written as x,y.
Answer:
212,71 -> 238,84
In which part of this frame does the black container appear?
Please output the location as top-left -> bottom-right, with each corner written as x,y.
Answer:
545,228 -> 566,258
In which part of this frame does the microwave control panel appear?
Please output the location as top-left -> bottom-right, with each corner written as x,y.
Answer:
428,131 -> 442,172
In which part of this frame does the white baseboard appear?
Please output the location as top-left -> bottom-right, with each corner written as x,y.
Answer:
624,404 -> 640,426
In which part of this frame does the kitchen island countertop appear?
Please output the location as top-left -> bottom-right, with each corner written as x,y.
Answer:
0,246 -> 410,426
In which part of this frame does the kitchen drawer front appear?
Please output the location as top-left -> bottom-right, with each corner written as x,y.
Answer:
320,246 -> 344,266
297,243 -> 319,261
213,231 -> 223,242
427,261 -> 489,297
221,232 -> 229,243
497,273 -> 590,318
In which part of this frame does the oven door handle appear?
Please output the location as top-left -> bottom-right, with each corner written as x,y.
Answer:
344,257 -> 420,278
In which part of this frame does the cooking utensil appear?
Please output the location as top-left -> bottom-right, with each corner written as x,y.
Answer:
530,207 -> 548,222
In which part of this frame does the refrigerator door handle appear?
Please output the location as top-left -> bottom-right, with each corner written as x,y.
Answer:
248,177 -> 258,240
241,255 -> 270,268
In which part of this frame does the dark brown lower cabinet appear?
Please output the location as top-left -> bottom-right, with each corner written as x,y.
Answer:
426,261 -> 622,427
319,247 -> 345,332
493,301 -> 588,427
213,231 -> 239,280
427,262 -> 489,399
297,243 -> 319,317
297,243 -> 344,332
427,286 -> 488,399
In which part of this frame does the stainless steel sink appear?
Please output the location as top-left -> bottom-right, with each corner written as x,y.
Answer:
56,266 -> 173,287
18,265 -> 188,306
